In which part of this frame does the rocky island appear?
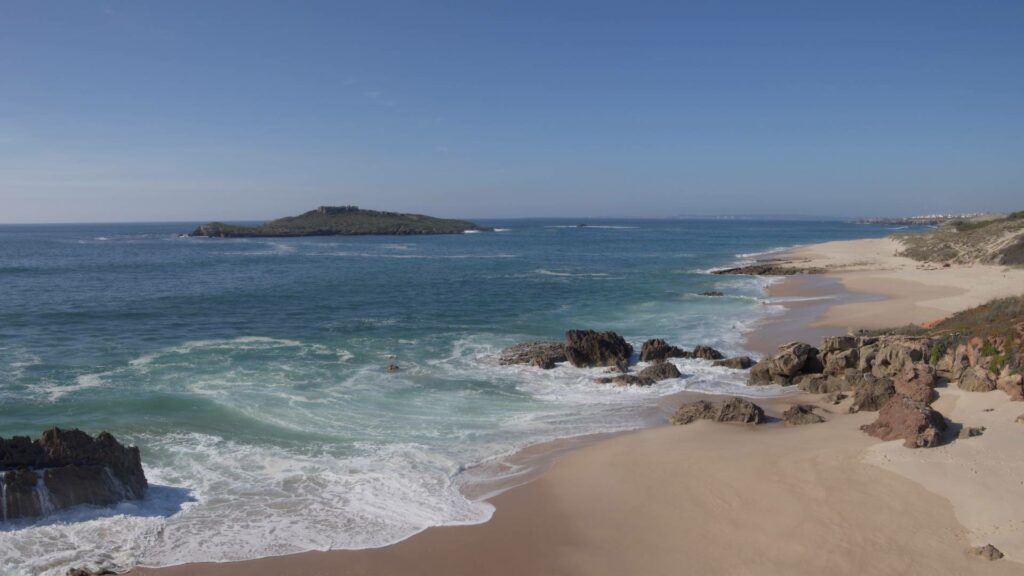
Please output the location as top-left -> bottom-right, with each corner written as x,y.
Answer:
189,206 -> 492,237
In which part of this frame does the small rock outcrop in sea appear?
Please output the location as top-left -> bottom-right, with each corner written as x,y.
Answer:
189,206 -> 492,237
783,404 -> 826,426
385,363 -> 401,373
639,338 -> 689,362
712,356 -> 754,369
699,291 -> 724,297
970,544 -> 1004,561
66,568 -> 117,576
498,341 -> 568,370
711,263 -> 826,276
671,397 -> 765,425
1,428 -> 147,521
860,395 -> 947,448
564,330 -> 634,368
594,362 -> 682,387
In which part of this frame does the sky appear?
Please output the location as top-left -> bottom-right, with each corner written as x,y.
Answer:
1,1 -> 1022,223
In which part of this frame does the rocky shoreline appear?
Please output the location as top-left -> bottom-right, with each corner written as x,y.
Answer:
1,428 -> 147,522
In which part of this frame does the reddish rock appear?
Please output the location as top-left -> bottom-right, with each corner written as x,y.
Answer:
861,395 -> 947,448
894,365 -> 938,404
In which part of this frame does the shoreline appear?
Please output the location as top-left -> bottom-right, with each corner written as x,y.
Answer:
134,236 -> 1024,576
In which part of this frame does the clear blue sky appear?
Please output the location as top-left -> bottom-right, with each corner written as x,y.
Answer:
2,1 -> 1022,223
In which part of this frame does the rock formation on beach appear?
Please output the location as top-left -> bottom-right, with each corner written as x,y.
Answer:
189,206 -> 492,237
671,397 -> 765,425
783,404 -> 826,425
1,428 -> 147,521
744,296 -> 1024,448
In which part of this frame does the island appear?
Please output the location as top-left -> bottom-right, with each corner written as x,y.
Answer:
188,206 -> 492,237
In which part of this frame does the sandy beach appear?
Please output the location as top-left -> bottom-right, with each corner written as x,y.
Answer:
136,236 -> 1024,576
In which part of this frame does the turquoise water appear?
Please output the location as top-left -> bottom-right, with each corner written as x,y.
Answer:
0,219 -> 908,574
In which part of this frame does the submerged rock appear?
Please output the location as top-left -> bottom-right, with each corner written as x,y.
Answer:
1,428 -> 147,521
699,291 -> 724,297
671,397 -> 765,425
712,356 -> 754,370
499,341 -> 567,369
564,330 -> 633,368
861,395 -> 947,448
638,362 -> 681,382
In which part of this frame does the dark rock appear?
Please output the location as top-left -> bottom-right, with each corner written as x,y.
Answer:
699,291 -> 724,297
66,569 -> 117,576
595,374 -> 652,387
783,404 -> 826,426
692,345 -> 725,361
958,426 -> 985,440
1,428 -> 147,521
639,339 -> 689,363
638,362 -> 681,382
795,374 -> 851,394
848,376 -> 896,413
385,363 -> 401,373
861,395 -> 947,448
970,544 -> 1004,561
498,341 -> 567,369
711,264 -> 827,276
671,397 -> 765,425
712,356 -> 754,370
564,330 -> 633,368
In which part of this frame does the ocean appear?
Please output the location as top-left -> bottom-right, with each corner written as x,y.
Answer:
0,219 -> 909,575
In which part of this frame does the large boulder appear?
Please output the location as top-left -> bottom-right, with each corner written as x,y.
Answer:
861,395 -> 947,448
795,373 -> 852,394
848,375 -> 896,413
639,339 -> 689,363
870,338 -> 928,379
749,342 -> 820,385
1,428 -> 147,521
671,397 -> 765,425
959,366 -> 997,392
893,365 -> 937,405
499,341 -> 567,369
783,404 -> 826,426
564,330 -> 633,368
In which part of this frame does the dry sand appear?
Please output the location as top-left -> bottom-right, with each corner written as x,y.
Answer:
784,237 -> 1024,329
136,236 -> 1024,576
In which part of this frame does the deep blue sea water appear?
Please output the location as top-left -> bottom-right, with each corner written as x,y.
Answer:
0,219 -> 910,574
